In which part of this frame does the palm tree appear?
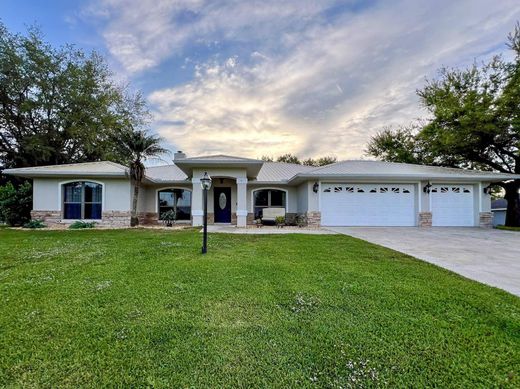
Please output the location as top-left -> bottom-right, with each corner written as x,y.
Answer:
117,129 -> 169,226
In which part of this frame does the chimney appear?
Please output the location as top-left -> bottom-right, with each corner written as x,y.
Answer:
173,150 -> 187,161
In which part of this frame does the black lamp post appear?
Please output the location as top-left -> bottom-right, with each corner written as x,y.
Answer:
200,171 -> 212,254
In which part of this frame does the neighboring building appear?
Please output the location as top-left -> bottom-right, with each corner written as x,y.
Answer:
4,153 -> 519,228
491,199 -> 507,226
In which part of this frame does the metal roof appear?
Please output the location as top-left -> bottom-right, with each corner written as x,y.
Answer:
145,164 -> 188,183
2,161 -> 128,178
4,157 -> 518,184
491,199 -> 508,210
178,154 -> 263,163
253,162 -> 315,183
289,160 -> 520,183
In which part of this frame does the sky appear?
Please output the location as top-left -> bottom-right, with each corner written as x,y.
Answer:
1,0 -> 520,160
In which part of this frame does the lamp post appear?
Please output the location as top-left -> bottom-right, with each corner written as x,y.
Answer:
200,171 -> 212,254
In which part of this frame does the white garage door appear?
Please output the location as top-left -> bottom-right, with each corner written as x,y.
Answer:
431,185 -> 475,226
321,184 -> 416,226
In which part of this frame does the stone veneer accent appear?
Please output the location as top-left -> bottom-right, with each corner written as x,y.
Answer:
231,212 -> 237,225
30,210 -> 132,227
418,212 -> 432,227
138,212 -> 159,225
101,211 -> 131,226
30,210 -> 61,225
479,212 -> 493,228
247,213 -> 255,225
306,211 -> 321,227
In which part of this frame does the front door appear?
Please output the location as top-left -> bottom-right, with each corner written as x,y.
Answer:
214,187 -> 231,223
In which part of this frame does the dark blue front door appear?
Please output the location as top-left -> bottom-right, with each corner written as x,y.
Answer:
214,187 -> 231,223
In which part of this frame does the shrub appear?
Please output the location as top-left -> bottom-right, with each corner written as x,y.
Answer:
296,214 -> 307,228
275,215 -> 285,227
161,209 -> 177,227
23,219 -> 46,229
0,181 -> 32,226
69,221 -> 96,229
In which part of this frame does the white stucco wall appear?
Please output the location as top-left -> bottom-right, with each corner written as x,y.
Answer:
32,177 -> 131,213
138,184 -> 192,213
247,184 -> 298,213
480,182 -> 492,212
308,181 -> 319,212
297,183 -> 309,213
419,181 -> 430,212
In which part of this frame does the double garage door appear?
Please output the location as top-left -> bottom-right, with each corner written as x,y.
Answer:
321,183 -> 475,227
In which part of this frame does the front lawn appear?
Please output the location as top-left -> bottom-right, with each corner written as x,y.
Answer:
1,229 -> 519,387
497,225 -> 520,232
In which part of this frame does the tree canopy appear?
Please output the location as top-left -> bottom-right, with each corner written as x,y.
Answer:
367,24 -> 520,226
0,23 -> 149,170
261,153 -> 337,167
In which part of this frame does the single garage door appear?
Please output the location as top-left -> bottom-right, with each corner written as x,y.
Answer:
321,184 -> 416,226
431,185 -> 474,226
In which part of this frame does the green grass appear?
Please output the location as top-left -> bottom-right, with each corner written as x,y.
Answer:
1,229 -> 519,387
497,225 -> 520,231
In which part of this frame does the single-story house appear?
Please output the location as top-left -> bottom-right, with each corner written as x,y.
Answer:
4,152 -> 519,228
491,199 -> 507,226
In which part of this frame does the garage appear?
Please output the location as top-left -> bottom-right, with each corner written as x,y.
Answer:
430,184 -> 475,226
321,183 -> 416,226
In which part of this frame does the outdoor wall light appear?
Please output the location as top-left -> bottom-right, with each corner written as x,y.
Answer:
483,185 -> 492,195
313,182 -> 319,193
423,182 -> 432,193
200,172 -> 212,254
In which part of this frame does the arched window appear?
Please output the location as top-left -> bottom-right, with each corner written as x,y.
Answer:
158,189 -> 192,221
63,181 -> 102,220
253,189 -> 286,218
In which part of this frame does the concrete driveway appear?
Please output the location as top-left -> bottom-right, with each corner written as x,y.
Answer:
326,227 -> 520,297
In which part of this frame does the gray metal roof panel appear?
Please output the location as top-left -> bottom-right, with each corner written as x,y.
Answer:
293,160 -> 520,181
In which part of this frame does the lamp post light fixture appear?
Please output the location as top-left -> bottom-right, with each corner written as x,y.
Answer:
200,171 -> 212,254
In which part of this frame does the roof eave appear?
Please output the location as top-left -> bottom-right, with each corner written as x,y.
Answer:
288,173 -> 520,184
248,180 -> 290,185
2,170 -> 127,178
174,160 -> 264,178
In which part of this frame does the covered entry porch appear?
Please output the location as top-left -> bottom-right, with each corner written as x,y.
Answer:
191,171 -> 248,227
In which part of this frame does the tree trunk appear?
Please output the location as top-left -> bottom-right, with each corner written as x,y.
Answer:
131,180 -> 140,227
504,179 -> 520,227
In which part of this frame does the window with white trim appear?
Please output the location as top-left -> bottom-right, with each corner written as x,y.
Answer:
253,189 -> 286,218
158,189 -> 192,220
63,182 -> 102,219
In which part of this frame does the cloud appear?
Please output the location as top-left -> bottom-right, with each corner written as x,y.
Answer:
86,0 -> 520,158
85,0 -> 339,73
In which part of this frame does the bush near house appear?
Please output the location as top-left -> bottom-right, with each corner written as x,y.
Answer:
0,181 -> 32,226
23,219 -> 46,229
68,221 -> 97,229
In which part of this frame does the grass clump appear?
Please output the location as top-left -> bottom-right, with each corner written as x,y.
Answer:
22,219 -> 46,229
68,220 -> 97,229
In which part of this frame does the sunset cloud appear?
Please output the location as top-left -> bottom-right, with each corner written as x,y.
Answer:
86,0 -> 520,158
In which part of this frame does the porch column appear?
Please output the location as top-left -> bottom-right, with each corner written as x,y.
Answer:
191,178 -> 203,226
236,178 -> 248,227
